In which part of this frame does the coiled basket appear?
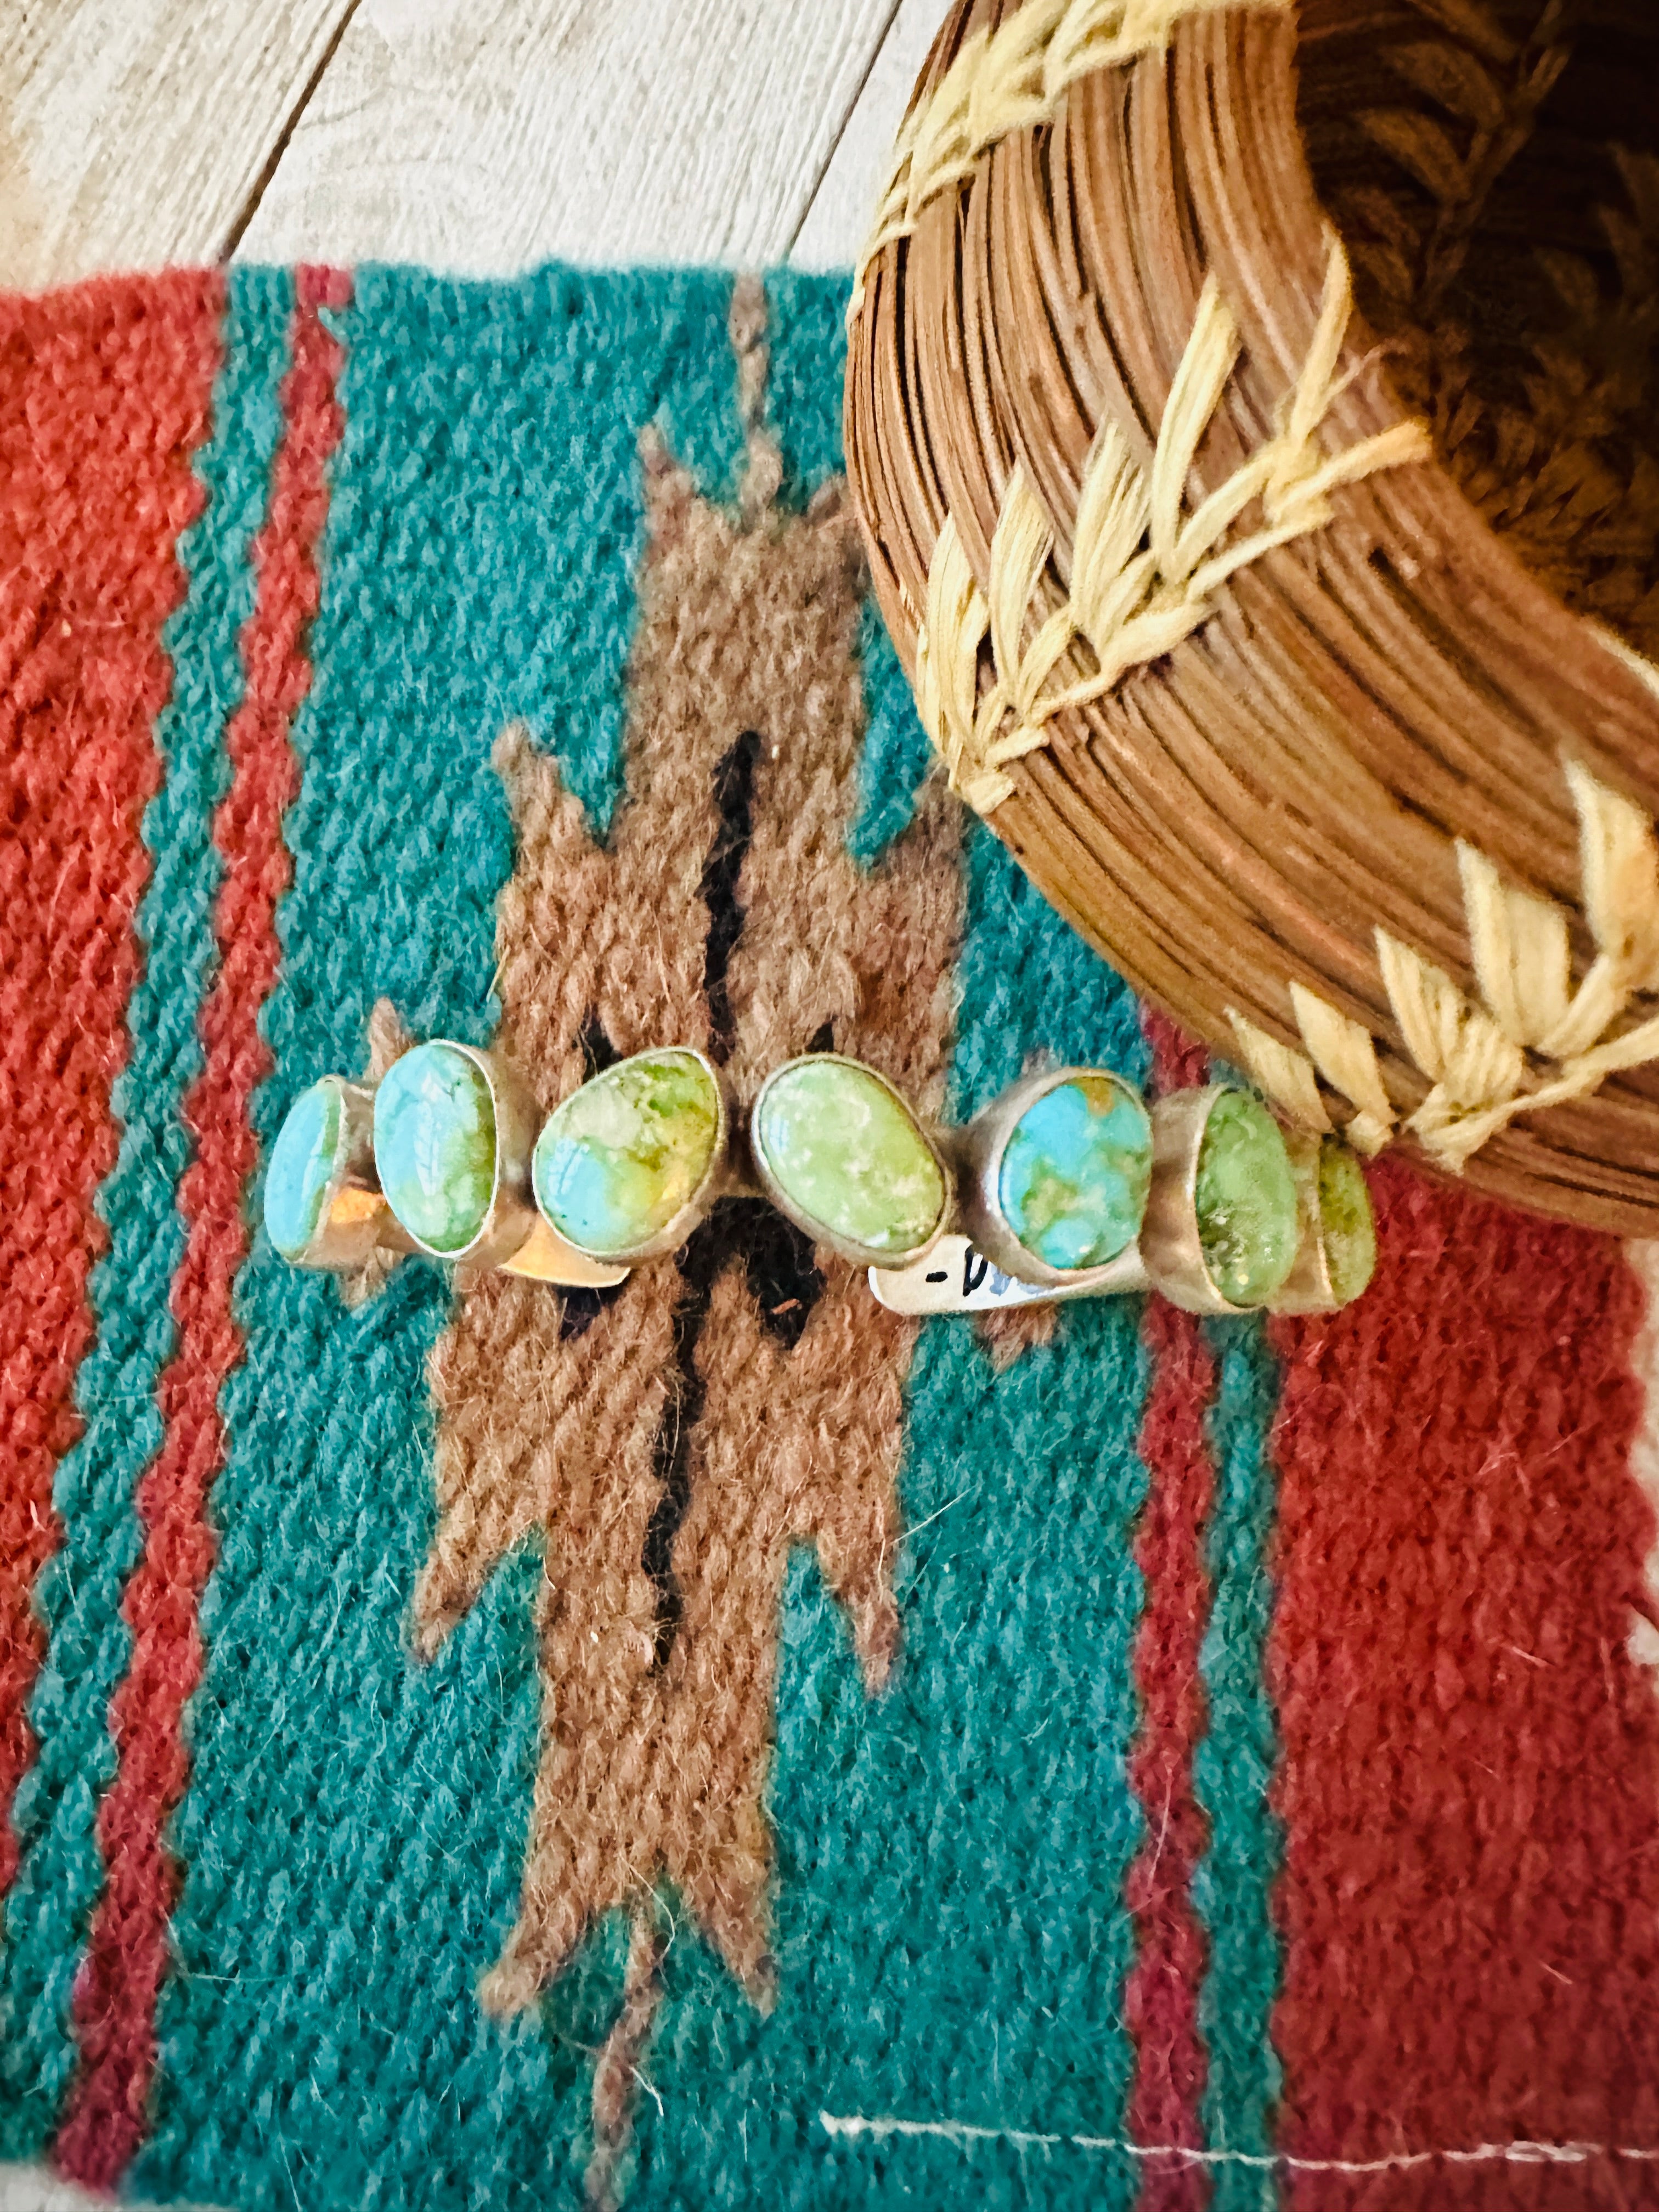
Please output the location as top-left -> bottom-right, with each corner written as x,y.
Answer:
845,0 -> 1659,1234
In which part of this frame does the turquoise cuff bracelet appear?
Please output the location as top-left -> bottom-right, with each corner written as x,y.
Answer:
266,1040 -> 1377,1317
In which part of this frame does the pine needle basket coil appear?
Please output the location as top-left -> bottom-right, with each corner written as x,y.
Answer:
844,0 -> 1659,1235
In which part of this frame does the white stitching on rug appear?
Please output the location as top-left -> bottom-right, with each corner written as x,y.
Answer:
817,2114 -> 1659,2171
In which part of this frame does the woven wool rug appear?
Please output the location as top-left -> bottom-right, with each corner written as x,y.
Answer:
3,264 -> 1659,2212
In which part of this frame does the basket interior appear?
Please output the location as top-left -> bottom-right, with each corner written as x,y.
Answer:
1296,0 -> 1659,661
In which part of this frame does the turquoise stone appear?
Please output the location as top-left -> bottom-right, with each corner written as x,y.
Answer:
1318,1139 -> 1377,1305
373,1042 -> 497,1255
534,1049 -> 721,1259
755,1059 -> 945,1256
1194,1090 -> 1299,1307
264,1080 -> 343,1257
998,1074 -> 1152,1271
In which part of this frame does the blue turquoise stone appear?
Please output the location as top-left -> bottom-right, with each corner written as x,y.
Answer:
373,1042 -> 497,1255
533,1049 -> 721,1259
263,1080 -> 344,1258
998,1074 -> 1153,1271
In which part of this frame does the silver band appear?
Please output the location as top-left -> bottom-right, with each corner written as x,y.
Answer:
272,1040 -> 1372,1317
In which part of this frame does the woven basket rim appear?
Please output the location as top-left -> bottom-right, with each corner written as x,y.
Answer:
845,0 -> 1659,1234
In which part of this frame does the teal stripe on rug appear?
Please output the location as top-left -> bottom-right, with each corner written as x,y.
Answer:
762,269 -> 848,510
630,494 -> 1162,2212
138,267 -> 753,2212
847,601 -> 934,871
0,267 -> 293,2160
637,1293 -> 1156,2212
1194,1317 -> 1285,2209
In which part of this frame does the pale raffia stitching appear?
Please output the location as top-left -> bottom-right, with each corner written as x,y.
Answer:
1230,744 -> 1659,1171
848,0 -> 1293,317
912,235 -> 1432,812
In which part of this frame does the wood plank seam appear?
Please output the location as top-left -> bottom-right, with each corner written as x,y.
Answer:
220,0 -> 371,261
782,0 -> 908,263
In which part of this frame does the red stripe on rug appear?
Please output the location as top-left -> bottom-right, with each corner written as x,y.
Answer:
1269,1155 -> 1659,2209
1142,1008 -> 1211,1098
1124,1008 -> 1214,2208
0,275 -> 221,1897
55,268 -> 350,2192
1127,1295 -> 1216,2208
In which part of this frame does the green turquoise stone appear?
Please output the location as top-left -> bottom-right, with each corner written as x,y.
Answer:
998,1073 -> 1152,1271
534,1049 -> 721,1259
373,1042 -> 497,1255
1194,1090 -> 1299,1307
264,1080 -> 343,1257
755,1059 -> 945,1257
1318,1139 -> 1377,1305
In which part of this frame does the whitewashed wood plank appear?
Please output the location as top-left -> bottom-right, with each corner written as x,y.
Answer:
238,0 -> 899,271
0,0 -> 359,289
789,0 -> 939,270
0,2164 -> 225,2212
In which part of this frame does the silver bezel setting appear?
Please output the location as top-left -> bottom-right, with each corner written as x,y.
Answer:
374,1041 -> 543,1271
951,1062 -> 1154,1291
1270,1129 -> 1342,1314
278,1078 -> 412,1272
1141,1085 -> 1294,1317
533,1046 -> 735,1267
749,1052 -> 953,1271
